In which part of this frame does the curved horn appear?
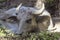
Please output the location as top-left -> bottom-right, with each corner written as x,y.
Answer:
32,3 -> 45,14
16,3 -> 22,11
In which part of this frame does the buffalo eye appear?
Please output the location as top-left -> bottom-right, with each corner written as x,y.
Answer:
26,19 -> 32,24
16,13 -> 18,15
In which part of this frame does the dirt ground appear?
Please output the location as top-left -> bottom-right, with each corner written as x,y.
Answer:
53,17 -> 60,26
52,17 -> 60,32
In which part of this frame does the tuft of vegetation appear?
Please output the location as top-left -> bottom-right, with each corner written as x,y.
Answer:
0,26 -> 60,40
19,32 -> 60,40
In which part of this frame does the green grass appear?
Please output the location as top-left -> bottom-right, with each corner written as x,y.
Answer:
0,26 -> 60,40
